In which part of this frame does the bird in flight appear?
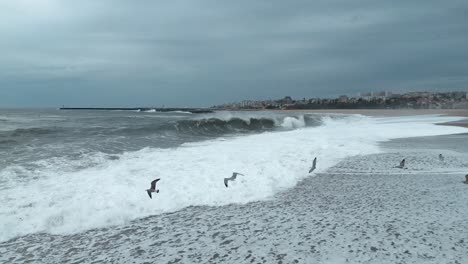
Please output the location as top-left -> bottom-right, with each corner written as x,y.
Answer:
309,157 -> 317,173
146,178 -> 160,199
224,172 -> 244,187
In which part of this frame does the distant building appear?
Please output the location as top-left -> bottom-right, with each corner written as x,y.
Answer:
281,96 -> 293,104
338,95 -> 349,103
358,92 -> 372,101
358,91 -> 392,100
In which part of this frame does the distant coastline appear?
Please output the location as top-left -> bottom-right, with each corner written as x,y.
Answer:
58,91 -> 468,115
214,91 -> 468,110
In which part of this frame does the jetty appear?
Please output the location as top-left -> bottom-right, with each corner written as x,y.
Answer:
59,107 -> 214,114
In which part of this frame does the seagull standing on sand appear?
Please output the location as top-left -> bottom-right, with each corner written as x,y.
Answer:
439,154 -> 444,162
224,172 -> 244,187
395,159 -> 406,169
146,178 -> 160,199
309,157 -> 317,173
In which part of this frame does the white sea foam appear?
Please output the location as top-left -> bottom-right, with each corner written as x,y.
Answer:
280,116 -> 306,128
0,114 -> 467,241
170,110 -> 192,114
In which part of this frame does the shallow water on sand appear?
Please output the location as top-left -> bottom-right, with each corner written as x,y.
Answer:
1,133 -> 467,264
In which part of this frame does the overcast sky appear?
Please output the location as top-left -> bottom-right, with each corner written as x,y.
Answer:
0,0 -> 467,107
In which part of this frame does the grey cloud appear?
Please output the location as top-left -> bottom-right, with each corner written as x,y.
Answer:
0,0 -> 467,107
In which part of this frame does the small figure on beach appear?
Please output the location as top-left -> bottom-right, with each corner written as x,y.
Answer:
309,157 -> 317,173
224,172 -> 244,187
439,154 -> 444,162
146,178 -> 160,199
394,159 -> 406,169
464,174 -> 468,184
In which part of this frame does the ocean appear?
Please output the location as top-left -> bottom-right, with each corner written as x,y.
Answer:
0,109 -> 467,263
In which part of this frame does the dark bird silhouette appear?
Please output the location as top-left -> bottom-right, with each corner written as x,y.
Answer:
464,174 -> 468,184
394,159 -> 406,169
146,178 -> 160,199
224,172 -> 244,187
309,157 -> 317,173
439,154 -> 444,162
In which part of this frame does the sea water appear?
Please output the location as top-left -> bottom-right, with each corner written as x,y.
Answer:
0,109 -> 467,263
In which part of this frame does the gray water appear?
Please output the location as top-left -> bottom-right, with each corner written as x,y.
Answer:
0,109 -> 284,166
0,109 -> 324,179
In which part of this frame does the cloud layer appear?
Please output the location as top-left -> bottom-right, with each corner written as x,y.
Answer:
1,0 -> 467,107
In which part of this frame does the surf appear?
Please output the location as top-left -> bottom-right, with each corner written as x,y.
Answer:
0,114 -> 467,242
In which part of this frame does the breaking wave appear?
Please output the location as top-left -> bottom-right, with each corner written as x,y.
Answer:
107,115 -> 322,136
0,115 -> 321,140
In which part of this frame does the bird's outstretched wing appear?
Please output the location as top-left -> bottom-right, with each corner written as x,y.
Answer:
151,178 -> 160,189
224,178 -> 229,187
147,190 -> 152,199
233,172 -> 244,177
309,157 -> 317,173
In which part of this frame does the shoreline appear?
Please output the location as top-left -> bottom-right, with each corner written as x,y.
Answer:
217,108 -> 468,118
267,108 -> 468,117
269,108 -> 468,128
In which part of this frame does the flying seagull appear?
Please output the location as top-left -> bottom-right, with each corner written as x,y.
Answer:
224,172 -> 244,187
439,154 -> 444,162
146,178 -> 160,199
394,159 -> 406,169
464,174 -> 468,184
309,157 -> 317,173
